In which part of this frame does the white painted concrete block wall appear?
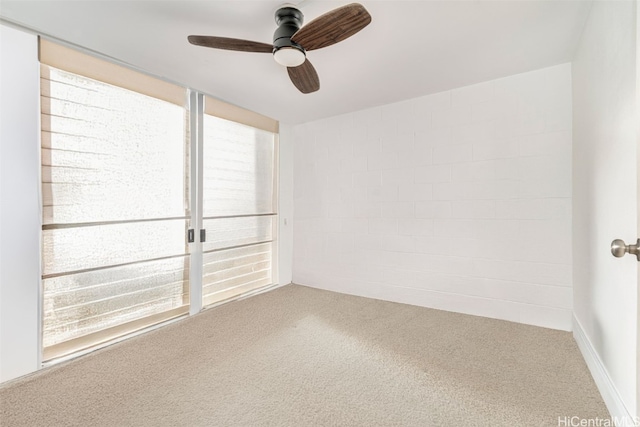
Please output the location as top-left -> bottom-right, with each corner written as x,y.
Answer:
572,0 -> 637,417
293,63 -> 573,330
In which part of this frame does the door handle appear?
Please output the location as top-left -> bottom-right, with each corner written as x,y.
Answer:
611,238 -> 640,261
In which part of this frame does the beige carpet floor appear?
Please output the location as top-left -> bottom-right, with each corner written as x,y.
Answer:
0,284 -> 608,426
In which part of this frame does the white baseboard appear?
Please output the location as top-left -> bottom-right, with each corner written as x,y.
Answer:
572,314 -> 634,421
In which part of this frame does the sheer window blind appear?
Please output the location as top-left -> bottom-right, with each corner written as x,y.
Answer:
201,99 -> 278,306
40,40 -> 190,361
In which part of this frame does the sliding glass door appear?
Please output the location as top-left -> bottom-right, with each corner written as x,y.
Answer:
39,40 -> 279,362
40,64 -> 191,361
201,113 -> 278,307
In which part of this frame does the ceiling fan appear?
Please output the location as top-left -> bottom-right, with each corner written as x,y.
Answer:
187,3 -> 372,94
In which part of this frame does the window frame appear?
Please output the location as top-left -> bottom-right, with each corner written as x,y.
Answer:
38,38 -> 280,364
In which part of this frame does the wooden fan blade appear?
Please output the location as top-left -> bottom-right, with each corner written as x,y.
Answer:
187,35 -> 273,53
288,59 -> 320,94
291,3 -> 371,51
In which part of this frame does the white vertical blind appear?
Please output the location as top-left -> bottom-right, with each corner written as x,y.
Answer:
201,112 -> 277,306
40,63 -> 190,360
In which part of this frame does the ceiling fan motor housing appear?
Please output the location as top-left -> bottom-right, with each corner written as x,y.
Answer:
273,6 -> 305,53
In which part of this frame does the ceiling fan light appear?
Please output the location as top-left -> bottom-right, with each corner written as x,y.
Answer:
273,47 -> 306,67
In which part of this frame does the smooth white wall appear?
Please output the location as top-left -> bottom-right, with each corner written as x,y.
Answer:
0,23 -> 41,382
572,0 -> 637,417
293,63 -> 573,331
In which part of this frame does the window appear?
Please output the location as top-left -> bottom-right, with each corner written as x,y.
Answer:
201,111 -> 278,306
39,40 -> 279,362
40,41 -> 191,361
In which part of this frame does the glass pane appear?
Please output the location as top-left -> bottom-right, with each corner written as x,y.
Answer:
40,64 -> 190,360
202,115 -> 275,217
41,67 -> 189,225
43,219 -> 188,276
43,256 -> 189,348
202,216 -> 273,253
202,243 -> 272,306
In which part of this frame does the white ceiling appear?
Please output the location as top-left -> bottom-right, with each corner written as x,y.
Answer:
1,0 -> 592,124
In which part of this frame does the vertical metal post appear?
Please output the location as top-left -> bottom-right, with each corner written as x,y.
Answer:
189,91 -> 204,315
272,132 -> 280,286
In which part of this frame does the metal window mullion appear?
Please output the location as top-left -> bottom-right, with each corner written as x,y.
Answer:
202,213 -> 277,221
43,216 -> 191,230
201,240 -> 274,255
272,133 -> 280,286
188,91 -> 204,315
